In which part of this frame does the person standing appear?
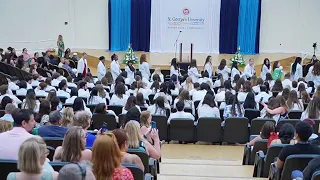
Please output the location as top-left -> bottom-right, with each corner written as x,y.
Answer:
77,52 -> 88,79
261,58 -> 271,81
110,54 -> 121,82
139,54 -> 151,83
97,56 -> 107,81
57,35 -> 65,57
125,60 -> 136,85
243,58 -> 256,80
188,59 -> 201,83
170,58 -> 180,77
204,55 -> 213,78
290,57 -> 303,81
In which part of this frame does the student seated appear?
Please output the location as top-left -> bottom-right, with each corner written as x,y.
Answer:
269,123 -> 297,146
168,101 -> 195,124
248,121 -> 275,146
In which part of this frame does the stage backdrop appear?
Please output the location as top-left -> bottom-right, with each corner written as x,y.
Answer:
150,0 -> 221,53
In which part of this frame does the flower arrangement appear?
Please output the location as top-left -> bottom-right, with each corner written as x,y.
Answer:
122,44 -> 139,64
230,46 -> 246,67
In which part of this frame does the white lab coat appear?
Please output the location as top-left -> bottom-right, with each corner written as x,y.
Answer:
204,63 -> 213,78
290,63 -> 303,81
111,60 -> 121,81
216,66 -> 231,82
243,64 -> 255,80
170,66 -> 180,77
188,67 -> 201,83
125,65 -> 135,85
139,62 -> 151,81
261,64 -> 271,81
97,61 -> 107,81
231,68 -> 240,81
77,58 -> 88,76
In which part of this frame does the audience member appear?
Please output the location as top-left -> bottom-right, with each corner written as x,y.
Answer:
168,101 -> 195,124
248,121 -> 275,146
61,107 -> 74,126
0,120 -> 13,133
22,89 -> 40,113
270,123 -> 297,146
57,162 -> 95,180
73,111 -> 96,147
0,103 -> 17,122
38,110 -> 69,138
198,94 -> 219,118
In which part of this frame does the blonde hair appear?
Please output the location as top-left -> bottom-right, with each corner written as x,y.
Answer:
61,107 -> 74,126
55,126 -> 85,162
185,77 -> 194,91
154,67 -> 162,75
92,134 -> 122,180
18,136 -> 46,174
124,120 -> 144,148
0,120 -> 12,133
140,111 -> 151,128
73,111 -> 91,130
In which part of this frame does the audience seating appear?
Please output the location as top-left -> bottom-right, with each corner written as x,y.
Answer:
312,170 -> 320,180
49,162 -> 69,171
122,163 -> 153,180
0,159 -> 18,179
43,137 -> 64,148
91,113 -> 118,130
242,139 -> 268,165
223,117 -> 249,143
196,117 -> 222,143
169,118 -> 195,143
47,146 -> 56,161
58,96 -> 68,104
288,110 -> 303,119
244,109 -> 261,123
254,144 -> 289,177
86,104 -> 97,113
250,118 -> 276,135
108,105 -> 123,116
37,67 -> 52,77
127,148 -> 157,177
151,115 -> 168,141
276,119 -> 300,132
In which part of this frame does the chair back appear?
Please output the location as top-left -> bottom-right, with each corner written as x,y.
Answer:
197,117 -> 222,143
262,144 -> 288,177
118,114 -> 126,128
47,146 -> 56,161
91,114 -> 117,130
312,170 -> 320,180
244,109 -> 261,123
0,159 -> 18,180
86,104 -> 97,113
250,118 -> 276,135
169,118 -> 195,142
223,117 -> 249,143
276,119 -> 300,132
43,137 -> 64,148
127,148 -> 150,174
288,110 -> 303,119
49,162 -> 69,171
107,105 -> 123,116
122,163 -> 145,179
249,139 -> 268,165
151,115 -> 168,141
280,154 -> 320,180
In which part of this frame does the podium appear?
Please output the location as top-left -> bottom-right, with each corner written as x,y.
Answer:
177,43 -> 193,72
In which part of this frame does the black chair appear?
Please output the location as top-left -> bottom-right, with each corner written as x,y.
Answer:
43,137 -> 64,148
118,114 -> 126,127
303,103 -> 309,110
184,107 -> 192,114
0,159 -> 18,179
312,170 -> 320,180
196,117 -> 222,143
16,95 -> 26,102
91,114 -> 118,130
0,110 -> 5,117
243,139 -> 268,165
272,91 -> 280,98
254,144 -> 288,177
244,109 -> 261,123
49,162 -> 69,171
151,115 -> 168,141
140,106 -> 147,111
250,118 -> 276,135
223,117 -> 249,143
288,110 -> 303,119
86,104 -> 97,113
169,119 -> 195,142
80,97 -> 88,104
47,146 -> 56,161
108,105 -> 123,116
127,148 -> 157,176
276,119 -> 300,132
219,109 -> 224,121
122,163 -> 153,180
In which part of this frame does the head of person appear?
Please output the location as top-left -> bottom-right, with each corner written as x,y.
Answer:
115,83 -> 126,98
260,121 -> 275,139
272,61 -> 280,71
154,96 -> 165,109
249,58 -> 254,66
202,94 -> 216,108
171,58 -> 178,69
49,110 -> 62,126
295,121 -> 313,142
82,52 -> 87,59
218,59 -> 227,70
263,58 -> 270,66
59,81 -> 67,91
124,120 -> 144,149
73,97 -> 85,112
125,107 -> 141,125
232,61 -> 238,70
312,61 -> 320,76
12,109 -> 35,132
136,92 -> 145,106
284,73 -> 290,80
303,118 -> 316,128
265,73 -> 273,81
50,97 -> 60,111
58,162 -> 96,180
305,98 -> 320,119
92,133 -> 121,180
140,111 -> 152,128
94,103 -> 107,114
47,90 -> 57,102
276,95 -> 288,109
38,100 -> 51,116
200,83 -> 210,91
99,56 -> 105,64
73,111 -> 91,130
125,96 -> 137,111
243,92 -> 256,109
287,90 -> 300,109
140,54 -> 147,64
0,120 -> 13,133
70,87 -> 78,97
0,96 -> 12,110
78,81 -> 87,90
111,53 -> 118,61
298,83 -> 306,92
178,89 -> 190,101
4,103 -> 16,115
204,55 -> 212,66
18,80 -> 27,89
301,90 -> 311,103
272,80 -> 283,91
233,74 -> 240,84
231,94 -> 242,116
291,57 -> 302,75
0,84 -> 9,95
61,107 -> 74,127
17,136 -> 48,174
278,123 -> 295,144
176,101 -> 185,112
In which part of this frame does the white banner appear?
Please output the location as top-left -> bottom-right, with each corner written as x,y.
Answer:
150,0 -> 221,53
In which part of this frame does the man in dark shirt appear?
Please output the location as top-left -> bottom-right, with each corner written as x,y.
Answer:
38,110 -> 69,138
277,121 -> 320,169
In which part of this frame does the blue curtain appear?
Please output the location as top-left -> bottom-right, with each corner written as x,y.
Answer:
219,0 -> 240,54
255,0 -> 262,54
237,0 -> 261,54
108,0 -> 111,50
130,0 -> 151,52
110,0 -> 131,51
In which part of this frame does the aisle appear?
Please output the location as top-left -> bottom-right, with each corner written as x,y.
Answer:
158,144 -> 267,180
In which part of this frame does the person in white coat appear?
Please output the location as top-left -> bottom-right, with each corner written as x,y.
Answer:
204,56 -> 213,78
243,58 -> 256,80
139,54 -> 151,82
261,58 -> 271,81
188,59 -> 201,83
231,61 -> 241,82
308,61 -> 320,88
110,54 -> 121,82
77,52 -> 88,79
290,57 -> 303,81
216,59 -> 231,82
97,56 -> 106,81
125,60 -> 136,85
170,58 -> 180,77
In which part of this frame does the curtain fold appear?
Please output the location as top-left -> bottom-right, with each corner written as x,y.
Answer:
219,0 -> 240,54
237,0 -> 261,54
110,0 -> 131,51
130,0 -> 151,52
255,0 -> 262,54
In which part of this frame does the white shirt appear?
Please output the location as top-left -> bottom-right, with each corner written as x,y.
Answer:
22,99 -> 40,113
243,64 -> 255,80
77,58 -> 88,76
111,60 -> 121,81
45,86 -> 56,92
252,85 -> 260,93
204,63 -> 213,78
97,61 -> 107,81
34,89 -> 48,97
216,66 -> 231,82
167,111 -> 195,124
255,91 -> 272,103
16,89 -> 27,96
78,89 -> 90,99
198,77 -> 213,87
8,82 -> 19,91
261,64 -> 271,81
57,76 -> 67,82
88,96 -> 106,105
192,90 -> 207,102
125,65 -> 135,85
305,66 -> 314,82
231,68 -> 240,81
237,92 -> 248,102
110,94 -> 129,106
139,62 -> 151,81
67,82 -> 77,88
289,103 -> 304,111
147,104 -> 168,116
188,67 -> 201,83
173,99 -> 195,115
282,79 -> 292,89
122,105 -> 141,114
31,80 -> 40,87
27,83 -> 32,90
170,66 -> 180,77
56,90 -> 70,98
138,88 -> 153,100
215,90 -> 225,102
198,105 -> 220,118
65,96 -> 77,104
0,94 -> 22,104
290,63 -> 303,81
51,79 -> 60,87
212,80 -> 222,88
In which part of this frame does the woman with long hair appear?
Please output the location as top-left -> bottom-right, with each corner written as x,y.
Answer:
139,54 -> 151,82
173,89 -> 195,115
151,67 -> 164,83
57,35 -> 65,57
232,74 -> 241,88
216,59 -> 231,82
265,73 -> 275,89
94,103 -> 118,122
213,73 -> 224,89
261,58 -> 271,80
237,80 -> 251,102
272,61 -> 283,80
72,97 -> 92,117
310,61 -> 320,88
125,60 -> 136,85
301,98 -> 320,120
198,93 -> 219,118
243,92 -> 257,109
271,80 -> 283,92
270,123 -> 297,145
150,80 -> 160,94
223,94 -> 244,119
204,55 -> 213,78
136,92 -> 148,107
88,87 -> 106,105
252,78 -> 263,93
61,107 -> 74,127
170,58 -> 180,77
261,95 -> 289,123
249,121 -> 275,146
290,57 -> 303,81
110,83 -> 129,106
183,77 -> 194,91
286,90 -> 303,110
300,91 -> 311,104
92,133 -> 134,180
281,88 -> 290,100
188,59 -> 201,83
35,100 -> 51,125
231,61 -> 241,82
64,48 -> 71,59
147,96 -> 169,116
53,126 -> 92,162
22,89 -> 40,113
122,96 -> 140,114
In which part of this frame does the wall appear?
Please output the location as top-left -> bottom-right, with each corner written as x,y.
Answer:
0,0 -> 109,53
260,0 -> 320,54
